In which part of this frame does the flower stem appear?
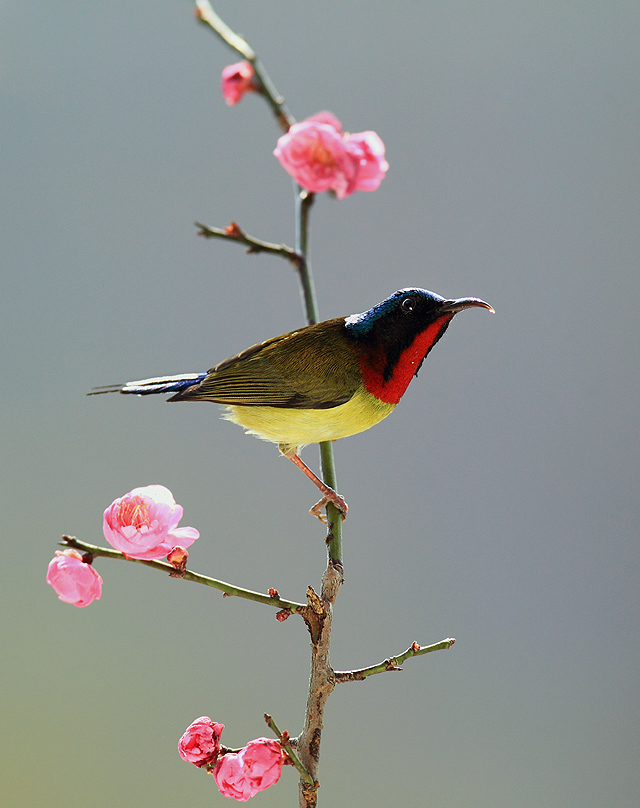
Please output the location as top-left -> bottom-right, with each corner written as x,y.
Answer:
294,190 -> 319,325
60,536 -> 305,613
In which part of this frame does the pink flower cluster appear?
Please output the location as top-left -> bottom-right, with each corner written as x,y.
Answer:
46,486 -> 199,606
179,718 -> 285,802
103,485 -> 199,561
46,549 -> 102,607
274,111 -> 388,200
221,61 -> 256,106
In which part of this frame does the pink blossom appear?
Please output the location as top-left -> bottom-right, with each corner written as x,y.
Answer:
178,717 -> 224,767
221,61 -> 256,106
274,115 -> 357,199
213,752 -> 255,802
274,112 -> 387,200
212,738 -> 284,801
103,485 -> 199,560
46,549 -> 102,607
241,738 -> 285,793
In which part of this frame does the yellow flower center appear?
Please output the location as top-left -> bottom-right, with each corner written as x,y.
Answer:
117,496 -> 150,528
310,141 -> 336,167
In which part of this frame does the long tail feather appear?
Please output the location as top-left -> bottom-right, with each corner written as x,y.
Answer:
88,373 -> 207,396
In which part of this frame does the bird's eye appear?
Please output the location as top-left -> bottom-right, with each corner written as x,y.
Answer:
401,297 -> 415,313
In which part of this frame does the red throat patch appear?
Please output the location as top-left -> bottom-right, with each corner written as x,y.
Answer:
359,315 -> 453,405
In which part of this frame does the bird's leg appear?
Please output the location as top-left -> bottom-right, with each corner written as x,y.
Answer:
288,454 -> 348,523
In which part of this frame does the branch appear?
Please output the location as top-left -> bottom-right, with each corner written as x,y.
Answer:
194,0 -> 295,132
333,639 -> 456,683
194,0 -> 254,60
296,585 -> 335,808
60,536 -> 306,614
195,220 -> 304,272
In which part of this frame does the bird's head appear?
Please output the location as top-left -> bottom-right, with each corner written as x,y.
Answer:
345,288 -> 493,404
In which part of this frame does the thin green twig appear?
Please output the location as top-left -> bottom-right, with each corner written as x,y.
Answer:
294,190 -> 319,326
195,221 -> 303,271
333,639 -> 456,683
60,536 -> 305,613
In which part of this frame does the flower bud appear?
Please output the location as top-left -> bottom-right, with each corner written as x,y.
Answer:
178,717 -> 224,767
167,545 -> 188,569
221,61 -> 256,106
46,549 -> 102,607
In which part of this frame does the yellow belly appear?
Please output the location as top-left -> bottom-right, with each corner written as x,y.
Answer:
223,388 -> 396,457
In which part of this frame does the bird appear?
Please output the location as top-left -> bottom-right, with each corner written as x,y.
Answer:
89,288 -> 493,521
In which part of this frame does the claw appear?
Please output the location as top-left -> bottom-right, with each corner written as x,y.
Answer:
309,492 -> 348,524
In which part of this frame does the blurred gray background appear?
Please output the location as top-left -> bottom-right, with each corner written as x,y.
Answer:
2,1 -> 638,806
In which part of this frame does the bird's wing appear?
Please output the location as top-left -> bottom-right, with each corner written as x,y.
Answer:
173,319 -> 360,409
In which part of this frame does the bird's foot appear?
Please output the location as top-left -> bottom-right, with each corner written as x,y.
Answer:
288,454 -> 348,523
309,490 -> 348,524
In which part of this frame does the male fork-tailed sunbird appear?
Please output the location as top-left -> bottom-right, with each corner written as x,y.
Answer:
90,288 -> 493,520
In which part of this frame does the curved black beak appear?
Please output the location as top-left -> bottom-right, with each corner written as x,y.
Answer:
438,297 -> 495,315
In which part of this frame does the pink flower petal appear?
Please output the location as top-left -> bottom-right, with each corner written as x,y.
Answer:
305,110 -> 342,131
213,753 -> 255,802
347,131 -> 389,192
242,738 -> 284,793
